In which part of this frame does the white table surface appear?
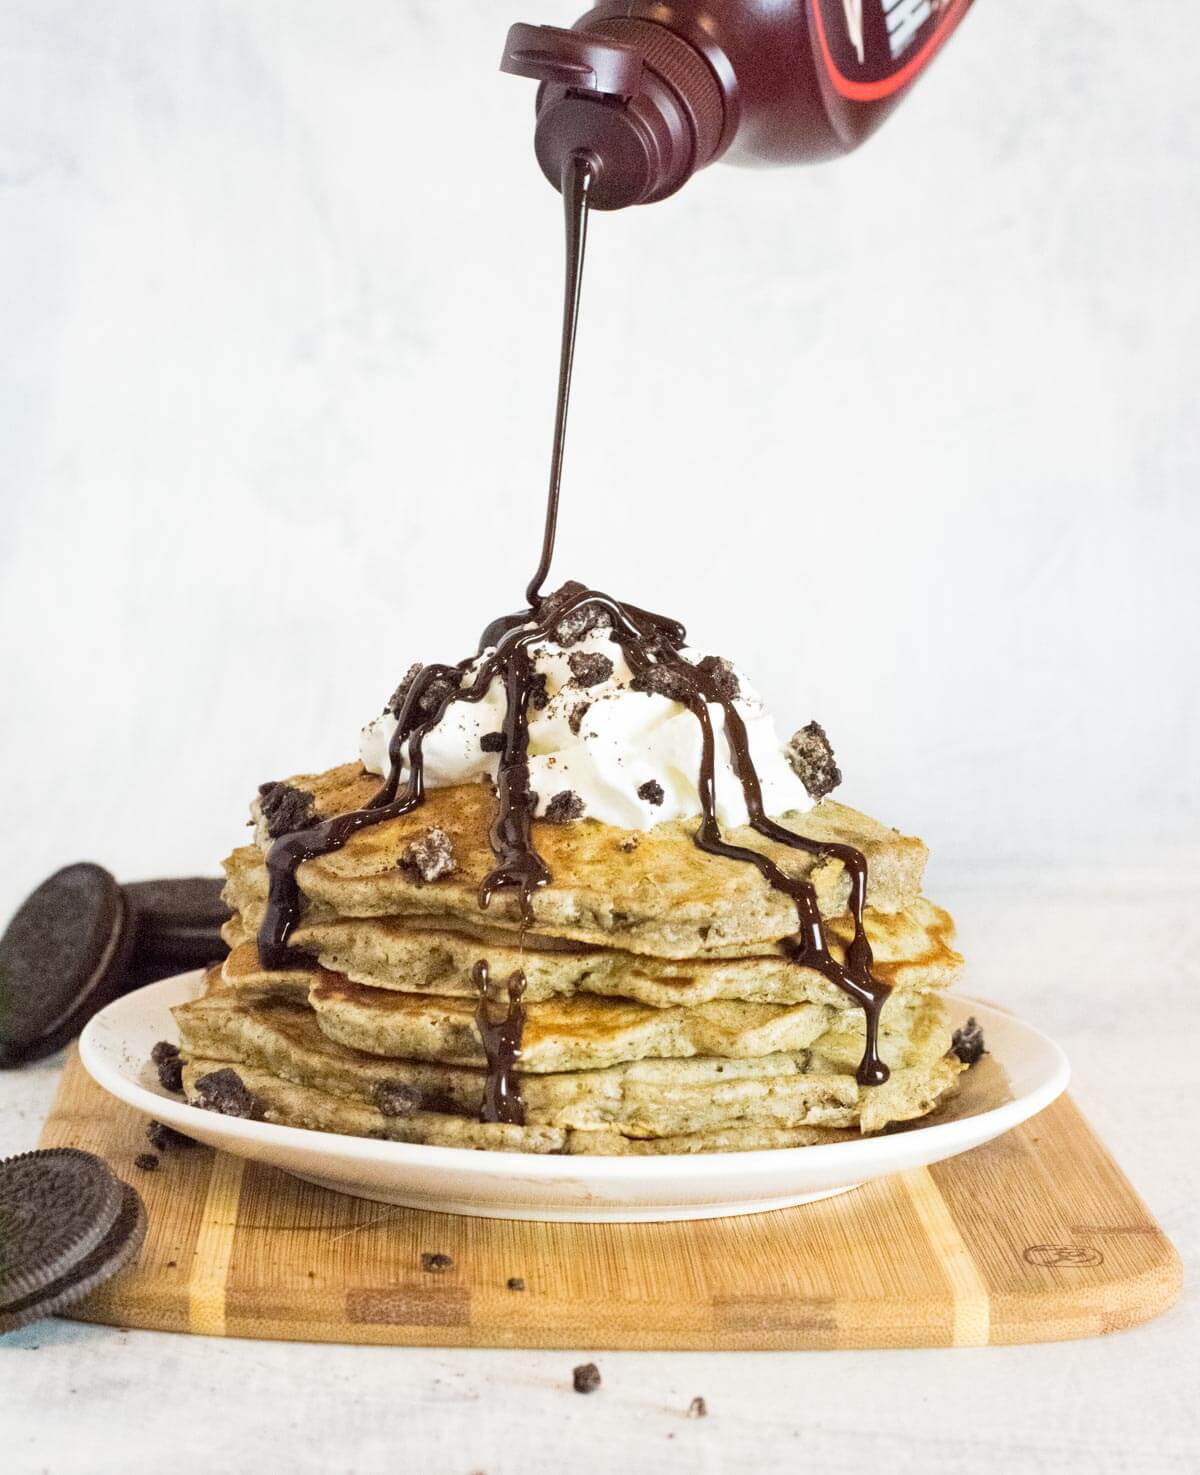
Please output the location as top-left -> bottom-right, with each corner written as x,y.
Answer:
1,883 -> 1195,1475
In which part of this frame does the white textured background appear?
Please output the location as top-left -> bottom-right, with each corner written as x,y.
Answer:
2,0 -> 1198,912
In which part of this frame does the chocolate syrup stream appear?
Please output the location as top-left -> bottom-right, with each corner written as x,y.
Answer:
472,960 -> 527,1125
525,152 -> 593,609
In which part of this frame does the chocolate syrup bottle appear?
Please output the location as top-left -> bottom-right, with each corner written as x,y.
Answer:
502,1 -> 976,209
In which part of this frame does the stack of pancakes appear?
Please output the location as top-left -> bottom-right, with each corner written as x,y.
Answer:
174,763 -> 966,1154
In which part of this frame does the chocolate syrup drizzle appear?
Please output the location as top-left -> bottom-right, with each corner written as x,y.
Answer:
256,154 -> 892,1129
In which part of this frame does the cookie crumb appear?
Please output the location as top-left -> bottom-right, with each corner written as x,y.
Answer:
568,650 -> 614,688
693,655 -> 740,701
133,1153 -> 159,1173
402,827 -> 457,883
257,781 -> 318,839
543,790 -> 585,825
385,663 -> 425,716
951,1016 -> 986,1066
572,1362 -> 602,1394
619,837 -> 639,853
506,1276 -> 526,1292
688,1396 -> 708,1419
637,779 -> 665,807
568,700 -> 592,736
374,1080 -> 420,1118
527,672 -> 550,711
480,731 -> 506,753
631,662 -> 692,703
146,1120 -> 196,1152
785,721 -> 843,800
421,1252 -> 453,1273
151,1040 -> 184,1093
193,1068 -> 256,1119
541,581 -> 613,646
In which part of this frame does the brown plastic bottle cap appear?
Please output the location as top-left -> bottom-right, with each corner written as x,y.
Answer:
500,20 -> 726,209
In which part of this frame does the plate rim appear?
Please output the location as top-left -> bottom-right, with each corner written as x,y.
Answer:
78,970 -> 1071,1184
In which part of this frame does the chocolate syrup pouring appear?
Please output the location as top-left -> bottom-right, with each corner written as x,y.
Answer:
258,154 -> 891,1130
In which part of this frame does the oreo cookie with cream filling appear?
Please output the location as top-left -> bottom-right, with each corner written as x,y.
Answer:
0,865 -> 135,1067
0,1149 -> 146,1334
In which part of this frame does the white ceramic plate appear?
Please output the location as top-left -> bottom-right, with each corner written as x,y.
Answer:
80,971 -> 1069,1223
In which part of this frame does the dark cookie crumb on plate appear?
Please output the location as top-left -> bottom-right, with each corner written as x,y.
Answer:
951,1016 -> 986,1066
421,1252 -> 453,1273
688,1397 -> 708,1418
133,1153 -> 159,1173
506,1276 -> 525,1292
192,1068 -> 255,1119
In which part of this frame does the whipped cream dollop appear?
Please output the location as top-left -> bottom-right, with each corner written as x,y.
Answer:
360,624 -> 817,832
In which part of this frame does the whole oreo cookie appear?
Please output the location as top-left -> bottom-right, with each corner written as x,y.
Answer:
125,877 -> 229,969
0,869 -> 229,1066
0,1150 -> 125,1318
0,1171 -> 146,1335
0,865 -> 135,1067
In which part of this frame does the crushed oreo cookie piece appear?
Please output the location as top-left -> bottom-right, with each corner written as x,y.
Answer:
785,721 -> 843,800
567,650 -> 613,689
693,655 -> 740,701
151,1040 -> 183,1091
506,1276 -> 525,1292
401,826 -> 458,884
572,1362 -> 602,1394
568,700 -> 592,736
146,1120 -> 196,1152
155,1053 -> 183,1094
527,672 -> 550,711
688,1397 -> 708,1419
257,781 -> 318,840
419,674 -> 460,718
384,663 -> 424,717
421,1251 -> 453,1273
480,731 -> 506,753
631,662 -> 692,703
192,1068 -> 255,1119
540,581 -> 613,646
544,790 -> 585,825
374,1080 -> 420,1119
637,780 -> 665,807
133,1153 -> 159,1173
951,1016 -> 986,1066
618,837 -> 639,853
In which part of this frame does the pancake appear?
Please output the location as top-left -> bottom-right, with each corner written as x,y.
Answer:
216,896 -> 960,1009
173,989 -> 962,1139
308,975 -> 837,1071
223,771 -> 928,957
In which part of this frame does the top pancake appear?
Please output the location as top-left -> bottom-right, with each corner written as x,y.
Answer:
226,765 -> 928,958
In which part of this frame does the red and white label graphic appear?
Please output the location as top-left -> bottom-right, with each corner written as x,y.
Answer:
814,0 -> 972,100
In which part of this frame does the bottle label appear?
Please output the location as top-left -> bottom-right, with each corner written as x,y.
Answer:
812,0 -> 973,101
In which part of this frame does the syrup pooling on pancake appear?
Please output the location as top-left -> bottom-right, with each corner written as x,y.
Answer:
255,157 -> 891,1120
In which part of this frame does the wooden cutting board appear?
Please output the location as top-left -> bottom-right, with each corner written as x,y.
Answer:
38,1048 -> 1181,1349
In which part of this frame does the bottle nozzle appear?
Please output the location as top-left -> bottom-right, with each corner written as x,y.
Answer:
501,17 -> 725,210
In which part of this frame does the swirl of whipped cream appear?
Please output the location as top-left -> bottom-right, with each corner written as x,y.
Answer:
359,627 -> 815,831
